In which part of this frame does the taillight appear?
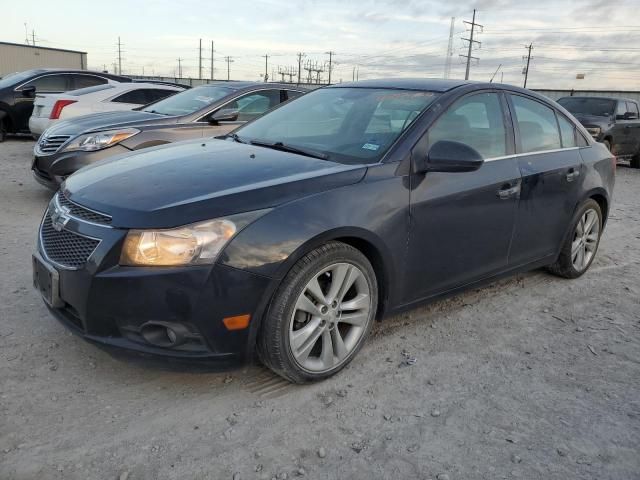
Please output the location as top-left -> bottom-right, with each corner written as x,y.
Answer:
49,100 -> 77,119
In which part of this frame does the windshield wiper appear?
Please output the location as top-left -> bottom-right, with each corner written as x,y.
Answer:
249,139 -> 329,160
145,109 -> 169,116
222,132 -> 245,144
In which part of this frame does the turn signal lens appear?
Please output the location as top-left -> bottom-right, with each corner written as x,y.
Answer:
222,314 -> 251,331
120,219 -> 237,266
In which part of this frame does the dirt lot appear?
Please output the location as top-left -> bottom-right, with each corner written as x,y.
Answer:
1,138 -> 639,480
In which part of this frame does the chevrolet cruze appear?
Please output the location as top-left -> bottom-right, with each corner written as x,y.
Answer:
33,79 -> 615,383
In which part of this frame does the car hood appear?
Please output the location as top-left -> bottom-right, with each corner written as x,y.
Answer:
63,139 -> 367,229
43,110 -> 176,137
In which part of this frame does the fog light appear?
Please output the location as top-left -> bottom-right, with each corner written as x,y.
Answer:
140,322 -> 186,348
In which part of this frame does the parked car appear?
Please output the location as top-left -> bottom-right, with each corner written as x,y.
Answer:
33,79 -> 614,382
29,82 -> 186,136
558,96 -> 640,168
32,82 -> 306,188
0,69 -> 132,141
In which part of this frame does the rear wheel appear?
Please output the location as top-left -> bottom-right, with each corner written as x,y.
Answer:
0,117 -> 6,143
258,242 -> 378,383
548,199 -> 602,279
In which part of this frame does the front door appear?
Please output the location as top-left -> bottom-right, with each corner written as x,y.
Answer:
404,91 -> 521,303
506,93 -> 584,265
14,74 -> 71,131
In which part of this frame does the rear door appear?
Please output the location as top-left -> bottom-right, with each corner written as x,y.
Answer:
506,93 -> 583,265
611,100 -> 636,156
14,74 -> 72,131
624,101 -> 640,155
404,91 -> 521,301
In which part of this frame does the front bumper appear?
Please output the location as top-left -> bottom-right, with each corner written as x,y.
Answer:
32,145 -> 131,189
35,208 -> 274,367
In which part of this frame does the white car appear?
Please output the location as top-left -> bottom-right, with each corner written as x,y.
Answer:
29,82 -> 185,136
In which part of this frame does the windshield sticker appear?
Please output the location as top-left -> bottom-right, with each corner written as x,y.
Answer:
362,143 -> 380,151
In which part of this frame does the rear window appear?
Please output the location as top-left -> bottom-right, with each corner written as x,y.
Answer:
558,97 -> 616,117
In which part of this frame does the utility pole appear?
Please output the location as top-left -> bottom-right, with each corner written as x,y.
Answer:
297,52 -> 305,85
117,37 -> 123,75
224,56 -> 234,81
460,9 -> 483,80
523,43 -> 533,88
198,38 -> 203,79
177,58 -> 183,78
214,40 -> 216,80
444,17 -> 455,79
24,23 -> 30,45
263,54 -> 270,82
325,51 -> 335,84
32,30 -> 36,46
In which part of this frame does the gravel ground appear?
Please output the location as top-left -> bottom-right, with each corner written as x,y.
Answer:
1,138 -> 639,480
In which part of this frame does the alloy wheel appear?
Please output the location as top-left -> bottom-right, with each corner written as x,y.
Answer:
571,208 -> 600,272
288,262 -> 372,373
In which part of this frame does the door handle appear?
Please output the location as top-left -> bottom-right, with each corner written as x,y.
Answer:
566,168 -> 580,182
497,183 -> 520,199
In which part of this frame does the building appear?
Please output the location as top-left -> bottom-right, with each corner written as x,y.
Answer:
0,41 -> 87,77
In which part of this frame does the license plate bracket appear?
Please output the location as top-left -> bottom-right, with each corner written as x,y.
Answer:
32,253 -> 63,308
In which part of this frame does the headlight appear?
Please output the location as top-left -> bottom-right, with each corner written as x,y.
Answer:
585,126 -> 601,137
62,128 -> 140,152
119,211 -> 269,267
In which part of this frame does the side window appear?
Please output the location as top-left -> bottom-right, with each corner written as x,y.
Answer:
225,90 -> 281,122
111,89 -> 149,105
285,90 -> 304,101
428,92 -> 507,158
557,114 -> 577,148
145,89 -> 177,103
22,74 -> 70,92
73,75 -> 107,89
511,95 -> 562,153
626,102 -> 639,119
616,101 -> 627,118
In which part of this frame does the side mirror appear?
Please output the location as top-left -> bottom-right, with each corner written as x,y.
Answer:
21,86 -> 36,98
209,108 -> 239,124
417,140 -> 484,173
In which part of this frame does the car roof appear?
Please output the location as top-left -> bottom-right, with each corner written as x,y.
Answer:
332,78 -> 474,92
193,81 -> 307,91
558,95 -> 637,103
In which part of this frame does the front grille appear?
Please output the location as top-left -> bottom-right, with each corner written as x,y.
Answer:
57,192 -> 112,225
37,135 -> 71,154
41,213 -> 100,268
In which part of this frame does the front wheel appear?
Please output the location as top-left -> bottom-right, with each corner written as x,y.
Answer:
258,242 -> 378,383
548,199 -> 603,279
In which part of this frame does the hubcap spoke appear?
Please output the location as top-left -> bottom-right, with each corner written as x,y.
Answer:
571,238 -> 582,257
291,317 -> 323,359
571,208 -> 600,271
305,277 -> 328,306
340,293 -> 369,311
331,328 -> 348,361
326,264 -> 350,303
320,329 -> 334,368
295,293 -> 322,317
339,311 -> 368,327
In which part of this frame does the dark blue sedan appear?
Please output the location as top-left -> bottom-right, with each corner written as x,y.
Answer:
33,79 -> 615,383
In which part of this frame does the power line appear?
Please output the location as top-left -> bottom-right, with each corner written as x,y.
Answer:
460,9 -> 483,80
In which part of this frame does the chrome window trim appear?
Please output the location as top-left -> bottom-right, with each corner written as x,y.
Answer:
38,208 -> 103,271
54,192 -> 113,229
484,146 -> 582,163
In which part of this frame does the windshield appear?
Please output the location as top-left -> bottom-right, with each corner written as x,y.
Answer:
0,70 -> 40,88
142,85 -> 234,116
234,87 -> 439,164
69,84 -> 115,96
558,97 -> 616,117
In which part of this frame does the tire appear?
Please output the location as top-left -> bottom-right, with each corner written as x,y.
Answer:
547,199 -> 603,279
258,241 -> 378,383
0,118 -> 6,143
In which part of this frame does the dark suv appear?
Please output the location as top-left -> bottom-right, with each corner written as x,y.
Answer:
0,69 -> 132,140
558,96 -> 640,168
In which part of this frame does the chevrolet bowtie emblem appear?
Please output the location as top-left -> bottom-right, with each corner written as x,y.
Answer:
50,204 -> 71,232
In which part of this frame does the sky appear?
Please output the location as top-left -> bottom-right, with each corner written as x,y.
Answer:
2,0 -> 640,90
